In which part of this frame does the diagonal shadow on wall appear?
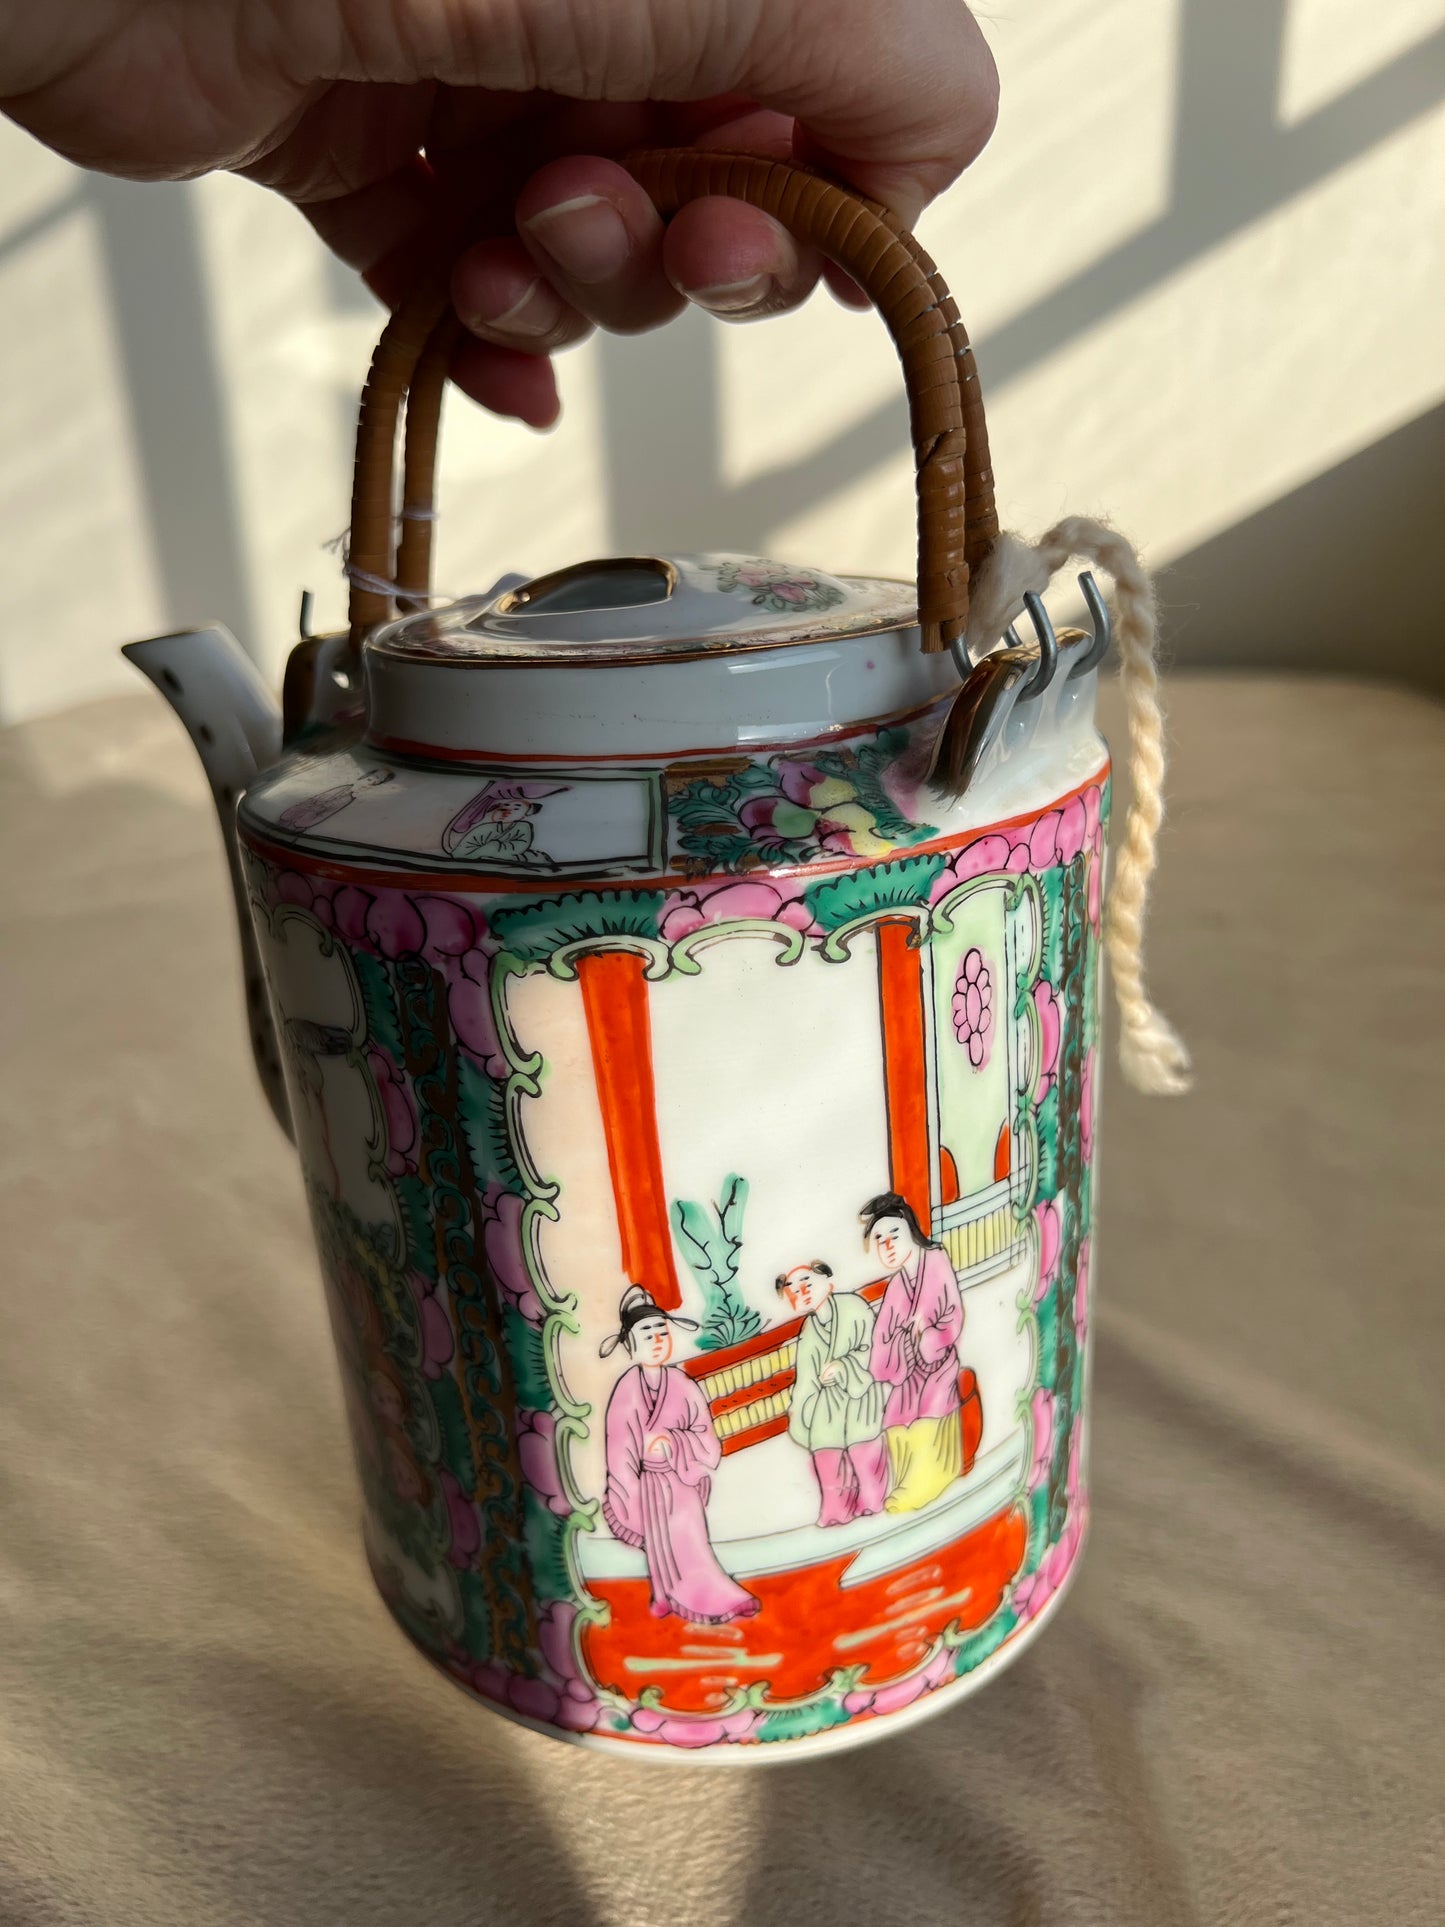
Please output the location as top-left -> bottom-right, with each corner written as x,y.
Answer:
1157,401 -> 1445,693
603,0 -> 1445,558
82,174 -> 259,660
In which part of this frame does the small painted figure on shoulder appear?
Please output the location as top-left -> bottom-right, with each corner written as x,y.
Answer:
442,781 -> 563,866
278,765 -> 393,831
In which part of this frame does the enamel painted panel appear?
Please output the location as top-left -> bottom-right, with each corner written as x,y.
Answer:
239,756 -> 1106,1759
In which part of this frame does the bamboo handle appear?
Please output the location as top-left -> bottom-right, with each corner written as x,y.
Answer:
348,152 -> 997,651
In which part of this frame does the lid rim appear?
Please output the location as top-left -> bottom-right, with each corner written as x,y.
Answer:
365,555 -> 918,666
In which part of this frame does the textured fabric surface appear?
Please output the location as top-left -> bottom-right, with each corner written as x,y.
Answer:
1,677 -> 1441,1927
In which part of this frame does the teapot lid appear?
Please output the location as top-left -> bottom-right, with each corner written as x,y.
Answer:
368,552 -> 915,666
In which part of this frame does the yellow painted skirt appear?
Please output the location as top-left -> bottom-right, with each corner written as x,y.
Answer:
884,1413 -> 963,1513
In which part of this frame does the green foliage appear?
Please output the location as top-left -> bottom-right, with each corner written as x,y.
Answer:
353,948 -> 403,1061
669,728 -> 935,875
523,1487 -> 572,1604
457,1053 -> 521,1194
810,729 -> 936,846
804,850 -> 949,932
429,1370 -> 476,1490
394,1173 -> 438,1281
756,1696 -> 856,1744
1034,1083 -> 1060,1202
1038,866 -> 1067,988
489,890 -> 666,963
455,1568 -> 495,1661
504,1304 -> 553,1413
951,1608 -> 1018,1678
671,1174 -> 761,1352
1034,1289 -> 1060,1392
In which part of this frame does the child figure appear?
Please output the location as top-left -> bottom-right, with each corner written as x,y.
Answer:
600,1287 -> 759,1625
778,1262 -> 889,1527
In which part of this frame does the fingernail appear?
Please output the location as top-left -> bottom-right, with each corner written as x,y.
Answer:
463,276 -> 565,339
689,275 -> 773,316
522,195 -> 630,284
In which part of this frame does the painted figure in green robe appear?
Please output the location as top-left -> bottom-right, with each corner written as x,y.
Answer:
777,1262 -> 889,1527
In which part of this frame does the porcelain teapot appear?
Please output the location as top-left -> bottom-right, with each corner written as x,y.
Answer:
126,153 -> 1114,1761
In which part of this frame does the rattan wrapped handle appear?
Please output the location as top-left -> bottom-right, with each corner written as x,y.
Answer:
347,151 -> 997,651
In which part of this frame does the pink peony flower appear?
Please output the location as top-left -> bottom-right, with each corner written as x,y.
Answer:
482,1185 -> 542,1324
660,893 -> 706,942
1034,1199 -> 1062,1299
1028,811 -> 1061,870
468,1659 -> 511,1702
366,893 -> 426,959
517,1409 -> 570,1515
276,870 -> 312,908
693,879 -> 786,922
463,1603 -> 606,1733
1043,1510 -> 1083,1592
1034,981 -> 1061,1097
948,831 -> 1012,886
1010,1566 -> 1054,1623
447,952 -> 507,1077
844,1644 -> 954,1716
505,1676 -> 559,1724
366,1045 -> 417,1176
405,1267 -> 454,1378
1006,839 -> 1033,875
951,947 -> 994,1068
777,760 -> 830,808
1029,1388 -> 1055,1487
1083,784 -> 1102,844
333,884 -> 373,947
629,1706 -> 759,1748
439,1467 -> 480,1567
414,893 -> 476,958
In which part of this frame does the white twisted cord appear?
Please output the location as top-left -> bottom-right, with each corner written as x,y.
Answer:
966,517 -> 1191,1097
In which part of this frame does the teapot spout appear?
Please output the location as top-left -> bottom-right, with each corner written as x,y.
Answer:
122,625 -> 292,1138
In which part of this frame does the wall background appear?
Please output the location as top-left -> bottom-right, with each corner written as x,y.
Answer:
1,0 -> 1441,725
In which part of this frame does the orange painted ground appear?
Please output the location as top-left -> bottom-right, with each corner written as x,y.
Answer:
581,1505 -> 1027,1714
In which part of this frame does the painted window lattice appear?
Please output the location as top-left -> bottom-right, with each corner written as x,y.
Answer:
243,775 -> 1106,1751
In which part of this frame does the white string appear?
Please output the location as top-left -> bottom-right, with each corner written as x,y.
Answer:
966,517 -> 1192,1097
323,525 -> 450,604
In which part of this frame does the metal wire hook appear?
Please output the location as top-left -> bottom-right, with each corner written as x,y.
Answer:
1066,571 -> 1111,679
1017,592 -> 1058,700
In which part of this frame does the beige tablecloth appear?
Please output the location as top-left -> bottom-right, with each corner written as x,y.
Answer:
1,676 -> 1441,1927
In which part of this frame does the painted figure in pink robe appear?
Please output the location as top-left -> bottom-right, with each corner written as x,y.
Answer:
864,1193 -> 965,1513
777,1261 -> 888,1527
600,1287 -> 759,1625
442,781 -> 562,867
278,765 -> 392,830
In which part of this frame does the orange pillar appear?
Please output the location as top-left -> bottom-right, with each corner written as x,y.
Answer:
577,949 -> 682,1310
877,919 -> 933,1229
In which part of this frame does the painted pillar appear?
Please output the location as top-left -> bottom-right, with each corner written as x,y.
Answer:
577,949 -> 682,1310
876,919 -> 933,1228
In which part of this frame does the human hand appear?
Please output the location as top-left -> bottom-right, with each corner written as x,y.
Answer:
819,1362 -> 841,1388
645,1433 -> 672,1462
1,1 -> 998,425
